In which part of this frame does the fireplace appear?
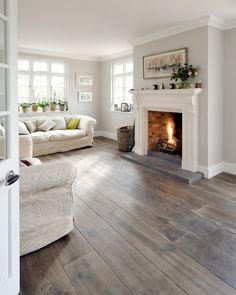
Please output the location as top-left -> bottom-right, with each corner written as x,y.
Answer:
148,111 -> 182,156
130,89 -> 202,172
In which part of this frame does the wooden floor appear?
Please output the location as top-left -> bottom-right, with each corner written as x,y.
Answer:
20,137 -> 236,295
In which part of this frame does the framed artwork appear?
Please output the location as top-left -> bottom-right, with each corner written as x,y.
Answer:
78,91 -> 93,103
121,103 -> 129,112
143,48 -> 188,79
76,73 -> 93,88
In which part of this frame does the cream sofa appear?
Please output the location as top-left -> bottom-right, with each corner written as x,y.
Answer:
20,161 -> 77,256
19,114 -> 97,157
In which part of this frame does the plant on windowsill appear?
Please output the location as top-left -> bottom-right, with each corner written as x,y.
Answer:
50,100 -> 58,112
37,100 -> 50,112
31,102 -> 38,112
20,103 -> 30,113
171,63 -> 198,89
58,100 -> 66,112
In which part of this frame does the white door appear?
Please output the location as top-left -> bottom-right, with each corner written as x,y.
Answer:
0,0 -> 19,294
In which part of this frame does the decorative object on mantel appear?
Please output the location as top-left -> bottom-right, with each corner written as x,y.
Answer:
171,63 -> 198,89
143,48 -> 187,79
153,84 -> 158,90
195,81 -> 203,88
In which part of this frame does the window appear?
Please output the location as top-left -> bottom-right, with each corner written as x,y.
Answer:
111,59 -> 133,111
17,57 -> 67,104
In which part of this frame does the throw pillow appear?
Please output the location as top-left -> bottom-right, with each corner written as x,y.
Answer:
38,119 -> 56,132
67,117 -> 81,129
52,117 -> 67,130
19,122 -> 30,135
24,120 -> 37,133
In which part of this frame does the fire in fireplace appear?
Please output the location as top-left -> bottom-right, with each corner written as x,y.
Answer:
148,111 -> 182,156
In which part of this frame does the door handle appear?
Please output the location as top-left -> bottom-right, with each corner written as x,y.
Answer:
5,170 -> 19,186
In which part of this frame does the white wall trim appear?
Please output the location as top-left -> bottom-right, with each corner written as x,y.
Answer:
99,49 -> 133,62
94,130 -> 117,140
198,163 -> 224,179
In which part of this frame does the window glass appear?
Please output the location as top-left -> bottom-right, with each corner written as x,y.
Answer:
33,75 -> 48,99
125,63 -> 133,73
51,63 -> 64,74
0,68 -> 6,111
18,74 -> 30,103
0,116 -> 7,161
18,60 -> 30,71
0,19 -> 5,64
51,76 -> 65,99
113,64 -> 123,75
33,61 -> 47,72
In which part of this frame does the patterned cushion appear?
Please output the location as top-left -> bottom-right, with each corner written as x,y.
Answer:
38,120 -> 56,132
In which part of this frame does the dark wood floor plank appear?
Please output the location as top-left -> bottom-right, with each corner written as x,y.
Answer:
74,198 -> 186,295
50,227 -> 94,267
175,232 -> 236,289
216,172 -> 236,185
20,247 -> 78,295
64,251 -> 132,295
76,179 -> 236,295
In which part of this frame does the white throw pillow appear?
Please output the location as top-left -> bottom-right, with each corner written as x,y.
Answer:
38,119 -> 56,132
52,117 -> 66,130
0,124 -> 5,136
24,120 -> 37,133
19,122 -> 30,135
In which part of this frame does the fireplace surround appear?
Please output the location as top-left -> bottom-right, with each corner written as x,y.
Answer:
130,89 -> 203,172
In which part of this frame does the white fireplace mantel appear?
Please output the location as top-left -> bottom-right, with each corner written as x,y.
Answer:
130,88 -> 203,172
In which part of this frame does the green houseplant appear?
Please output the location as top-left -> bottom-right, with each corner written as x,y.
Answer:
37,100 -> 50,112
171,63 -> 198,89
50,100 -> 57,112
20,103 -> 30,113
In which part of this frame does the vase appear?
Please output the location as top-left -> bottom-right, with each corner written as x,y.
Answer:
59,105 -> 65,111
50,103 -> 57,111
42,107 -> 48,112
22,108 -> 28,113
31,104 -> 38,112
179,81 -> 191,89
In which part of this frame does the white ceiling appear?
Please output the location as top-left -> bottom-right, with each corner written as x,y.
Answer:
18,0 -> 236,60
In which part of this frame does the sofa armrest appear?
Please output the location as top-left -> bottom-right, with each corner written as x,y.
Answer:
78,115 -> 97,137
19,135 -> 33,159
20,162 -> 77,194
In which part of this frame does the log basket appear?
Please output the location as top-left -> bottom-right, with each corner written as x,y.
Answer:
117,126 -> 134,152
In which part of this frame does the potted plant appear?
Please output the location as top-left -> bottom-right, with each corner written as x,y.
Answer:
31,102 -> 38,112
37,100 -> 50,112
20,103 -> 30,113
171,63 -> 198,89
50,100 -> 57,112
58,100 -> 65,111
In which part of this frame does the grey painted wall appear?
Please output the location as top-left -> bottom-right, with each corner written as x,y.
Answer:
133,27 -> 209,167
18,53 -> 101,129
100,55 -> 134,134
224,28 -> 236,164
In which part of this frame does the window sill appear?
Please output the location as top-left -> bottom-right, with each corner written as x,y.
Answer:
19,110 -> 70,117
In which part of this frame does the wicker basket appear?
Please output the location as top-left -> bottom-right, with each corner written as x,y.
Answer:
117,126 -> 133,152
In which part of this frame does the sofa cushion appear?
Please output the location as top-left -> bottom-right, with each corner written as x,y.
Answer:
0,124 -> 5,136
52,117 -> 67,130
24,120 -> 37,133
19,122 -> 30,135
38,119 -> 56,132
30,132 -> 51,143
48,129 -> 86,142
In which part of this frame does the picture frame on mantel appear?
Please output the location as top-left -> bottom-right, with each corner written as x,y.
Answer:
143,48 -> 188,79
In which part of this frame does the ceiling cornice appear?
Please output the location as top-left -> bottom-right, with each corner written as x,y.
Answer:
98,49 -> 133,62
18,47 -> 101,62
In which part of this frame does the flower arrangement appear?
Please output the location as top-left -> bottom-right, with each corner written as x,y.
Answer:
171,63 -> 198,88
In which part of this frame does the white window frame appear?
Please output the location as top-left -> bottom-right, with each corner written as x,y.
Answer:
111,58 -> 133,110
17,56 -> 68,103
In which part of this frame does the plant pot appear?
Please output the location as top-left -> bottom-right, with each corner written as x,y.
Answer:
42,107 -> 48,112
50,103 -> 57,111
179,81 -> 191,89
59,105 -> 65,111
31,104 -> 38,112
22,108 -> 28,113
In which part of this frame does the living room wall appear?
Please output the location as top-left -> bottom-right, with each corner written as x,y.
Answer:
18,53 -> 101,129
224,28 -> 236,167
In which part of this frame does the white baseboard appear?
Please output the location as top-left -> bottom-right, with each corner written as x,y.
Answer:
223,161 -> 236,175
198,163 -> 224,179
94,130 -> 117,141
